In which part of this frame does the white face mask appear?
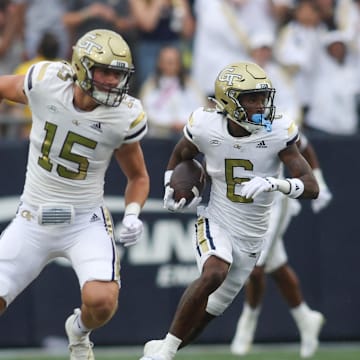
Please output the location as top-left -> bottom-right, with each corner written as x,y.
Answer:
90,69 -> 132,107
92,88 -> 113,103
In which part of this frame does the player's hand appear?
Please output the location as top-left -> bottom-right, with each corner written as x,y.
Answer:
186,194 -> 202,209
163,169 -> 186,212
311,168 -> 333,213
119,214 -> 143,247
163,185 -> 186,212
240,176 -> 277,199
311,187 -> 333,213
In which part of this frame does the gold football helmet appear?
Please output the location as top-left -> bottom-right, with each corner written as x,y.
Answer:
213,62 -> 276,132
72,29 -> 134,107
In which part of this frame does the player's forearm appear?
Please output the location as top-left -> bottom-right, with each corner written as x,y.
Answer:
124,175 -> 150,208
301,143 -> 320,169
167,137 -> 199,170
298,173 -> 319,199
0,75 -> 27,104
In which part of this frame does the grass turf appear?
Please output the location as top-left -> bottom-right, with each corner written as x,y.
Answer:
2,344 -> 360,360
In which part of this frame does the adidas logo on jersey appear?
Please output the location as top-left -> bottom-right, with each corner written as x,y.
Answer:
47,105 -> 58,113
256,140 -> 267,148
90,122 -> 102,132
90,213 -> 100,222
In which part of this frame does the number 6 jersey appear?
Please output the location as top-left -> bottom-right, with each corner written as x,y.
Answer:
21,61 -> 147,208
184,107 -> 298,252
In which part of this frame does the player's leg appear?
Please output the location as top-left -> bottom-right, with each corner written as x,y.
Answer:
65,281 -> 119,360
143,310 -> 216,358
140,216 -> 258,360
142,254 -> 258,360
266,205 -> 324,359
245,266 -> 267,308
230,265 -> 265,355
271,263 -> 302,307
81,280 -> 119,328
0,203 -> 51,314
65,206 -> 120,360
142,255 -> 229,360
231,194 -> 291,355
271,264 -> 325,358
169,255 -> 229,334
179,245 -> 259,348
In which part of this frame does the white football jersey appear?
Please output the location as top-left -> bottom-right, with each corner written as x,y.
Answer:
21,61 -> 147,208
185,107 -> 298,252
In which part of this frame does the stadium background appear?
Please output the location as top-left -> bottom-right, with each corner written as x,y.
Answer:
0,134 -> 359,348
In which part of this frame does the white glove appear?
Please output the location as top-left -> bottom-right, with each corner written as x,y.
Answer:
311,168 -> 333,213
240,176 -> 277,199
163,170 -> 185,212
311,187 -> 332,213
163,169 -> 202,212
186,194 -> 202,209
163,185 -> 187,212
119,214 -> 143,247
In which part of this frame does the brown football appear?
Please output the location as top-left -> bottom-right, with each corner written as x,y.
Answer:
170,159 -> 206,205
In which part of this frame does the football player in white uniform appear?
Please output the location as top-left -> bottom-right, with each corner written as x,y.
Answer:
139,62 -> 319,360
0,29 -> 149,360
231,132 -> 333,358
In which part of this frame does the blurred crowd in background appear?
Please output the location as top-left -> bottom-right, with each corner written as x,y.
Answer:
0,0 -> 359,140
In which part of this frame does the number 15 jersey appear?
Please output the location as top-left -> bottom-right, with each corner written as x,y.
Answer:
22,61 -> 147,209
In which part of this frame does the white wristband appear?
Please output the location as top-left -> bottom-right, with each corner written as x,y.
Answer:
266,177 -> 304,198
285,178 -> 304,198
164,170 -> 173,186
124,202 -> 141,217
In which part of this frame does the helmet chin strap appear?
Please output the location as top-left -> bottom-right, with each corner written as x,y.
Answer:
251,114 -> 272,132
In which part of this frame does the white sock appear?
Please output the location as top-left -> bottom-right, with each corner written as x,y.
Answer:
234,302 -> 260,335
290,302 -> 311,328
243,302 -> 261,317
161,333 -> 182,358
72,310 -> 91,337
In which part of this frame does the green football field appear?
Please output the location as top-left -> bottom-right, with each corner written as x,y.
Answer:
2,344 -> 360,360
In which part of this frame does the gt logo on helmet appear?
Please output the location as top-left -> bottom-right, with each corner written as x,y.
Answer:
218,67 -> 244,86
78,38 -> 103,55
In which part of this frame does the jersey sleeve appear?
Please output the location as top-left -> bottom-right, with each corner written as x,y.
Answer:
286,119 -> 299,146
23,63 -> 39,98
123,97 -> 148,144
23,61 -> 73,101
271,116 -> 299,151
183,107 -> 209,150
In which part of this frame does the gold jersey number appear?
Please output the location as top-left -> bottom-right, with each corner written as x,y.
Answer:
38,121 -> 97,180
225,159 -> 253,203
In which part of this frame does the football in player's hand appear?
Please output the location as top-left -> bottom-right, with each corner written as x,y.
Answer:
170,159 -> 206,205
